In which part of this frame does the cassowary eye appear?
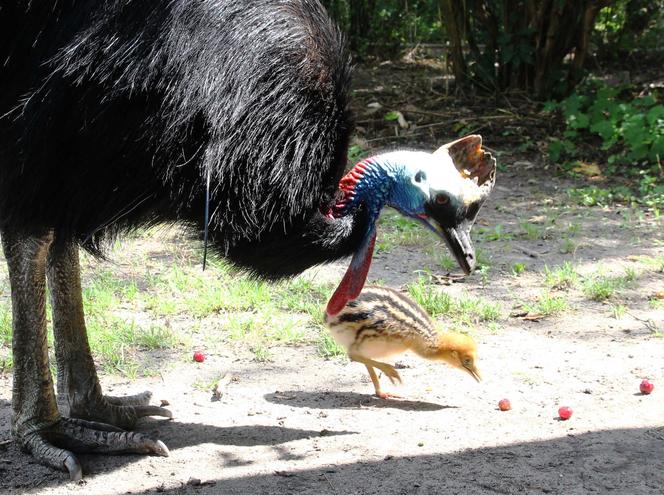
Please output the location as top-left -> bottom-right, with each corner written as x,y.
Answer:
414,171 -> 426,183
436,193 -> 449,205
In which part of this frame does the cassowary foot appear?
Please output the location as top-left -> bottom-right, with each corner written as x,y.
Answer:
66,392 -> 172,430
18,417 -> 169,481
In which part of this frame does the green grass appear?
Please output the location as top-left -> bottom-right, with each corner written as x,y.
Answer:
407,276 -> 502,327
582,269 -> 637,302
478,224 -> 513,242
634,255 -> 664,273
519,221 -> 546,241
511,262 -> 526,276
317,331 -> 346,359
543,262 -> 579,290
375,211 -> 430,253
610,304 -> 627,319
525,292 -> 570,316
0,303 -> 11,346
559,236 -> 577,254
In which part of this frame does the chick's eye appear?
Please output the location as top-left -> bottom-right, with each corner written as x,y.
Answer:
436,193 -> 449,205
414,171 -> 426,183
463,358 -> 472,367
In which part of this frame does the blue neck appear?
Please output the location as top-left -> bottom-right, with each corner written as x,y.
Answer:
335,156 -> 401,226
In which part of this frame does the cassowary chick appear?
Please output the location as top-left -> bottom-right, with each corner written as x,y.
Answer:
324,285 -> 481,398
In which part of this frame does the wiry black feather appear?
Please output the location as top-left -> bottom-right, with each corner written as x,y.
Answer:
0,0 -> 363,278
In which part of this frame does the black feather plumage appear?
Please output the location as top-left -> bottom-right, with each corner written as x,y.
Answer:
0,0 -> 362,277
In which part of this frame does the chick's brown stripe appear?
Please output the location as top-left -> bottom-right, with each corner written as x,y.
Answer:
359,288 -> 435,337
333,299 -> 437,345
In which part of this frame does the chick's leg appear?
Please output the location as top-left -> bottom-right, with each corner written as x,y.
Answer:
364,365 -> 402,399
2,231 -> 167,481
349,354 -> 403,398
46,241 -> 171,429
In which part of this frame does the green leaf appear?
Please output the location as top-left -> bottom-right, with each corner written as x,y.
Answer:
384,111 -> 400,121
590,120 -> 615,141
646,105 -> 664,127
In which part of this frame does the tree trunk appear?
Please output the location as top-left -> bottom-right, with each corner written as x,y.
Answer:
440,0 -> 467,87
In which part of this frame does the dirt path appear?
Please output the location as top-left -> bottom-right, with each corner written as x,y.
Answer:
1,158 -> 663,494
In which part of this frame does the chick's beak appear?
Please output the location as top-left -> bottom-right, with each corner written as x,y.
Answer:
466,365 -> 482,383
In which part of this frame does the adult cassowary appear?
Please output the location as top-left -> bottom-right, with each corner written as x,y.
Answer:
0,0 -> 495,479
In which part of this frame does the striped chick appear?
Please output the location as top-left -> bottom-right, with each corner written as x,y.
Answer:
324,285 -> 481,398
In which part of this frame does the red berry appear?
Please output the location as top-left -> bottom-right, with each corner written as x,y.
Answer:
640,379 -> 654,395
558,406 -> 573,420
498,399 -> 511,411
193,351 -> 205,363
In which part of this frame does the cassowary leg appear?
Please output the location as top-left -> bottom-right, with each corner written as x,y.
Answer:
2,231 -> 168,480
46,241 -> 171,429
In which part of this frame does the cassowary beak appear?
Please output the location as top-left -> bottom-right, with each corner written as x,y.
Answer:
424,217 -> 475,275
424,134 -> 496,275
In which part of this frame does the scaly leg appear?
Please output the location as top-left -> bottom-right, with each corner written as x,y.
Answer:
348,354 -> 403,398
46,241 -> 171,428
2,231 -> 168,480
363,365 -> 402,399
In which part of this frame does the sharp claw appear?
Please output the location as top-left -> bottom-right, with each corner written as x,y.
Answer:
153,440 -> 170,457
64,454 -> 82,481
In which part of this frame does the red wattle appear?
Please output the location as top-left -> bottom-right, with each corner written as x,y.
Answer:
326,233 -> 376,316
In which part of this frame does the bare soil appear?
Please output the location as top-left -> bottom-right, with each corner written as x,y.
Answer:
1,61 -> 663,494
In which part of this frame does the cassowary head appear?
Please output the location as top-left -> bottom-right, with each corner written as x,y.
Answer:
327,135 -> 496,315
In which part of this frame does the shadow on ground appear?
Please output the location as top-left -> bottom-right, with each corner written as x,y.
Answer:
264,390 -> 453,411
15,426 -> 663,494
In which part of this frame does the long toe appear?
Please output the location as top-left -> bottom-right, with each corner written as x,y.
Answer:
69,394 -> 172,430
105,391 -> 153,407
20,418 -> 169,480
51,417 -> 170,456
23,432 -> 82,481
378,366 -> 402,385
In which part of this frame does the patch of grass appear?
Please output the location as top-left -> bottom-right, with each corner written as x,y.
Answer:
582,269 -> 637,302
437,253 -> 457,272
560,236 -> 577,254
631,255 -> 664,273
87,317 -> 181,377
250,343 -> 272,362
478,224 -> 513,242
511,262 -> 526,276
566,222 -> 581,235
476,265 -> 491,285
525,292 -> 570,316
0,304 -> 11,346
649,298 -> 663,310
317,331 -> 346,359
543,262 -> 579,290
0,355 -> 13,372
407,276 -> 502,327
407,277 -> 453,317
610,304 -> 627,319
376,211 -> 429,253
519,221 -> 545,241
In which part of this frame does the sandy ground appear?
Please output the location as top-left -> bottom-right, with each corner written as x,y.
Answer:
1,161 -> 663,494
